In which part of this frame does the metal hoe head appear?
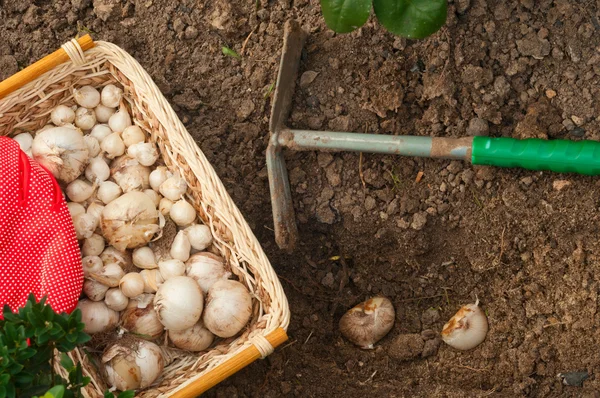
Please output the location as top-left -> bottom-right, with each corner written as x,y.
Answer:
267,20 -> 306,252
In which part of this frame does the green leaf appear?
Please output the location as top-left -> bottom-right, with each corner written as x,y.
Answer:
320,0 -> 371,33
373,0 -> 447,39
37,385 -> 65,398
13,372 -> 34,386
221,46 -> 241,59
59,354 -> 74,372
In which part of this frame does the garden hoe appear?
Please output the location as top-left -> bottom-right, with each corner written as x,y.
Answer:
267,20 -> 600,252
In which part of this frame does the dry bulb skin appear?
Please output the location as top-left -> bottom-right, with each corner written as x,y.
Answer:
119,272 -> 145,298
159,174 -> 187,201
186,252 -> 231,293
105,288 -> 129,311
50,105 -> 75,126
83,279 -> 109,301
66,179 -> 94,203
185,224 -> 213,251
102,337 -> 164,391
339,296 -> 395,349
101,84 -> 123,108
170,199 -> 196,226
83,136 -> 101,158
108,102 -> 132,133
100,191 -> 160,251
441,298 -> 488,351
85,157 -> 110,183
67,202 -> 85,218
110,156 -> 150,192
82,256 -> 103,277
32,126 -> 89,183
73,85 -> 101,108
72,213 -> 98,240
140,269 -> 164,293
121,305 -> 164,340
13,133 -> 33,152
90,124 -> 112,143
89,262 -> 125,287
203,280 -> 252,338
154,276 -> 204,331
78,300 -> 119,334
82,234 -> 106,257
100,246 -> 133,270
149,166 -> 171,191
75,107 -> 97,130
158,259 -> 185,280
101,132 -> 125,159
122,125 -> 146,147
95,105 -> 115,123
170,230 -> 191,262
132,246 -> 158,269
97,181 -> 122,204
169,320 -> 214,351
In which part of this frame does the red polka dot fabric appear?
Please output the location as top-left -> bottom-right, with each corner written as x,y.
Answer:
0,136 -> 83,316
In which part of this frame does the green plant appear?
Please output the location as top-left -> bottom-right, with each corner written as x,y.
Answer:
320,0 -> 447,39
0,294 -> 131,398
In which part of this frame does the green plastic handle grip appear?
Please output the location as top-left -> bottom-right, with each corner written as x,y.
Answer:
471,136 -> 600,176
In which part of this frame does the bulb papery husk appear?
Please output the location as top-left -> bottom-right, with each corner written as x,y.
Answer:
339,296 -> 395,349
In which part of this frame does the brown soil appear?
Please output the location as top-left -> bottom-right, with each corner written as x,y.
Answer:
3,0 -> 600,396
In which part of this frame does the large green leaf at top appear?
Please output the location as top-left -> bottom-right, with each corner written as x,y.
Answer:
320,0 -> 372,33
373,0 -> 447,39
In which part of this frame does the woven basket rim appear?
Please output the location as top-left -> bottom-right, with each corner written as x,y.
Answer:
0,39 -> 290,397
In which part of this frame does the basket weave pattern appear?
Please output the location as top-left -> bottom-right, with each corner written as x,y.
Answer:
0,41 -> 289,397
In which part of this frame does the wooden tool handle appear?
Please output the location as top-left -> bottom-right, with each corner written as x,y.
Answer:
169,328 -> 289,397
0,35 -> 95,100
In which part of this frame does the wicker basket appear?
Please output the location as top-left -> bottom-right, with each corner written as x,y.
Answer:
0,36 -> 290,397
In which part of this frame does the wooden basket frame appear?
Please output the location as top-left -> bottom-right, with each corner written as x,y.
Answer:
0,36 -> 289,397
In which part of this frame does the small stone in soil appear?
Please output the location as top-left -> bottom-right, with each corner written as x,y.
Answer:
553,180 -> 571,191
467,117 -> 489,136
317,152 -> 334,168
328,115 -> 354,131
545,89 -> 557,99
562,118 -> 576,131
571,127 -> 585,137
571,115 -> 584,126
184,25 -> 199,40
389,334 -> 424,361
421,329 -> 438,340
557,371 -> 590,387
236,99 -> 255,121
446,160 -> 463,174
300,71 -> 319,88
93,0 -> 120,22
411,212 -> 428,230
321,272 -> 335,288
421,338 -> 442,358
520,176 -> 533,186
421,308 -> 440,326
316,204 -> 336,224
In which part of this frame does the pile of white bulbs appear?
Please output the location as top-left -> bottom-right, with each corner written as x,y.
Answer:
13,84 -> 253,392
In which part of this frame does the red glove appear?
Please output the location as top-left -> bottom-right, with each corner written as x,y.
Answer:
0,136 -> 83,316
